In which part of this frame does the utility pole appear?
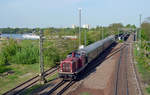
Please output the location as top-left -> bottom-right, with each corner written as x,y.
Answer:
137,14 -> 142,55
74,28 -> 76,49
135,29 -> 137,41
99,26 -> 101,40
140,14 -> 142,27
139,14 -> 142,48
78,8 -> 82,47
84,28 -> 87,46
39,30 -> 46,84
101,26 -> 104,40
123,29 -> 125,41
118,28 -> 120,40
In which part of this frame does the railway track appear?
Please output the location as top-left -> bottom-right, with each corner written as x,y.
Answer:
125,47 -> 129,95
106,44 -> 125,59
114,45 -> 129,95
3,67 -> 58,95
56,80 -> 75,95
44,79 -> 75,95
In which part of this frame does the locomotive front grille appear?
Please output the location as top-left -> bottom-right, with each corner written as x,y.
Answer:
62,63 -> 71,72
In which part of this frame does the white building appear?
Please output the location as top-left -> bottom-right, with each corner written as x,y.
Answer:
72,24 -> 76,29
82,24 -> 90,29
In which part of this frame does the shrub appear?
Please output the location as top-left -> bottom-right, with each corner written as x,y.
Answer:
11,45 -> 39,64
0,39 -> 39,65
146,86 -> 150,94
0,39 -> 20,65
0,65 -> 11,73
44,47 -> 60,67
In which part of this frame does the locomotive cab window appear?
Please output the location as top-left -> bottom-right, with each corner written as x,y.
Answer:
67,52 -> 80,58
67,54 -> 72,58
75,53 -> 80,58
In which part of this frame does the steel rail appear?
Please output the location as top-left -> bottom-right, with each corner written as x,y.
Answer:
56,80 -> 75,95
114,45 -> 129,95
125,47 -> 129,95
3,67 -> 58,95
114,46 -> 124,95
46,80 -> 66,95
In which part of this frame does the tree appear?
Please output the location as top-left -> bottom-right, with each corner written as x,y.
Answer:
108,23 -> 124,33
126,24 -> 136,29
141,22 -> 150,41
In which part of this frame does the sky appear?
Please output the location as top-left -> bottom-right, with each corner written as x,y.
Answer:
0,0 -> 149,28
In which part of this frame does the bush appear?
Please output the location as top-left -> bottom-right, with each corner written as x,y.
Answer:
0,39 -> 39,65
44,47 -> 60,67
118,40 -> 123,43
0,65 -> 11,73
146,86 -> 150,94
136,50 -> 150,85
11,45 -> 39,64
0,39 -> 20,65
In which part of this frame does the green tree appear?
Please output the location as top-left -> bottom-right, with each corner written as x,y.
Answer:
0,39 -> 21,65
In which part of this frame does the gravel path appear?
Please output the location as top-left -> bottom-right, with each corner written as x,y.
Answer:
83,53 -> 117,89
127,35 -> 142,95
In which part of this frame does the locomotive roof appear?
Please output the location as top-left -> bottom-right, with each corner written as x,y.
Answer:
79,35 -> 115,54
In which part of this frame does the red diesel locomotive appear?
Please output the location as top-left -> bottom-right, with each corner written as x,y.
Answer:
58,35 -> 115,80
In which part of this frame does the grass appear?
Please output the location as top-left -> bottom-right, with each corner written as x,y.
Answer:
0,63 -> 57,94
134,43 -> 150,94
146,86 -> 150,94
20,73 -> 58,95
0,63 -> 39,94
80,92 -> 91,95
46,72 -> 58,81
0,65 -> 11,73
22,84 -> 42,95
118,40 -> 123,43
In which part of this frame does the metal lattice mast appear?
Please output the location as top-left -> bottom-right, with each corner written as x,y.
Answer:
78,8 -> 82,47
39,30 -> 46,84
84,28 -> 87,46
102,26 -> 104,40
139,14 -> 142,49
